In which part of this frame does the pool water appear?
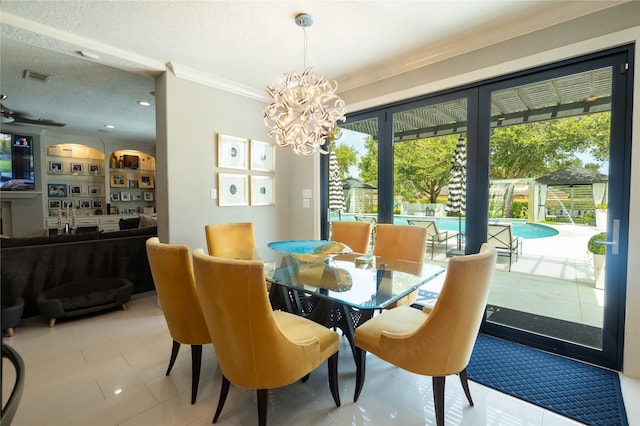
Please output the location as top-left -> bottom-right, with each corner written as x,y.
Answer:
337,215 -> 559,239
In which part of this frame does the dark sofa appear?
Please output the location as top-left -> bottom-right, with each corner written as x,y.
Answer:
1,226 -> 157,319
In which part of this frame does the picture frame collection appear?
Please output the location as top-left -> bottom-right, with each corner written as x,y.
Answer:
217,134 -> 275,207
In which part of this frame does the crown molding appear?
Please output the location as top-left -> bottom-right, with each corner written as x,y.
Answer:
167,63 -> 269,102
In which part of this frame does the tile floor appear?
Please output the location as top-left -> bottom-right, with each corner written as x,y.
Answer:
3,292 -> 639,426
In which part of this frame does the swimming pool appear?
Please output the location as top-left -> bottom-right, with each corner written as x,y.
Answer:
337,214 -> 559,239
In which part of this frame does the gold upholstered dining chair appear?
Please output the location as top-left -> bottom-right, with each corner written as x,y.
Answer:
145,237 -> 211,404
372,223 -> 428,308
192,249 -> 341,426
330,221 -> 372,254
205,222 -> 256,259
353,244 -> 497,426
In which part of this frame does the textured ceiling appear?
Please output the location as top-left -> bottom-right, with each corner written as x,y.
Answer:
0,1 -> 628,143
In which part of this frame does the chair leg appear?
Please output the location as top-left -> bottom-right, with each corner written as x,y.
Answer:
257,388 -> 268,426
166,340 -> 180,376
458,368 -> 474,406
327,352 -> 341,407
213,375 -> 231,423
190,344 -> 203,404
354,347 -> 367,402
432,376 -> 446,426
301,373 -> 310,383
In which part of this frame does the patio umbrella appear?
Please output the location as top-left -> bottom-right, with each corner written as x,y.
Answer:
328,150 -> 345,219
445,135 -> 466,249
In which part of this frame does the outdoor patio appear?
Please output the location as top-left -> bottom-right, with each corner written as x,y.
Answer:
423,222 -> 604,341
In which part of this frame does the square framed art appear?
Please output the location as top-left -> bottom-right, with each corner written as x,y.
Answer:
250,140 -> 276,172
250,175 -> 275,205
217,134 -> 248,170
218,173 -> 248,206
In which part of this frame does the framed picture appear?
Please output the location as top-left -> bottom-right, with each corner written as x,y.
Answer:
111,173 -> 127,187
49,161 -> 63,173
128,179 -> 139,188
126,207 -> 137,214
120,191 -> 131,201
88,185 -> 100,195
132,194 -> 142,201
69,185 -> 82,196
48,183 -> 67,197
110,192 -> 120,202
62,200 -> 74,209
71,162 -> 84,174
217,134 -> 248,169
109,206 -> 118,215
79,199 -> 92,209
123,154 -> 139,169
92,200 -> 103,209
88,163 -> 101,175
143,191 -> 154,201
218,173 -> 248,206
250,175 -> 275,205
250,140 -> 276,172
49,199 -> 62,209
139,174 -> 155,188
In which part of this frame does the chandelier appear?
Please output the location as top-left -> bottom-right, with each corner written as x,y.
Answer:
264,13 -> 346,155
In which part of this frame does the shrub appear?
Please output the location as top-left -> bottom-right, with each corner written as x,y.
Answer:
587,233 -> 607,255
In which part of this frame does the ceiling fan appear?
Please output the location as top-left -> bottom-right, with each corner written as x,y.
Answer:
1,100 -> 66,127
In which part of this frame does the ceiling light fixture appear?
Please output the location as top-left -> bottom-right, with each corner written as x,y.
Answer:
104,124 -> 115,129
137,100 -> 151,107
263,13 -> 346,155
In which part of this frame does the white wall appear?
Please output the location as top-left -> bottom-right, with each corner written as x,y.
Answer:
340,3 -> 640,378
155,70 -> 297,251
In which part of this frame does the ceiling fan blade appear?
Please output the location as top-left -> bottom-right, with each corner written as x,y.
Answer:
12,115 -> 66,127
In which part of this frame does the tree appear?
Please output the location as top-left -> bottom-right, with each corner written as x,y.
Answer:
394,135 -> 458,203
490,113 -> 610,180
358,135 -> 378,187
333,144 -> 358,179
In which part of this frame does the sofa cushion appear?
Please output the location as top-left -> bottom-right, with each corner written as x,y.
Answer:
100,226 -> 157,239
119,217 -> 140,230
0,231 -> 101,248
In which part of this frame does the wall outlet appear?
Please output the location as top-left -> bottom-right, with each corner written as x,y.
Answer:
211,189 -> 217,199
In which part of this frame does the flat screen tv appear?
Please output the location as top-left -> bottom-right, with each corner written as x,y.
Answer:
0,132 -> 35,190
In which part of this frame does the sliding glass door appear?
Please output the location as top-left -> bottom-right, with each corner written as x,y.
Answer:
322,46 -> 632,369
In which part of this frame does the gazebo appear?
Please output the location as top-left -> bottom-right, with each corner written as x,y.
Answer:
535,166 -> 608,222
343,177 -> 377,213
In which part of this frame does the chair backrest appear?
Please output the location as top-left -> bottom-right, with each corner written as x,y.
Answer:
192,249 -> 318,389
373,224 -> 427,263
407,219 -> 439,239
205,222 -> 256,258
487,223 -> 513,250
330,221 -> 372,253
404,244 -> 497,375
1,344 -> 25,426
145,237 -> 211,345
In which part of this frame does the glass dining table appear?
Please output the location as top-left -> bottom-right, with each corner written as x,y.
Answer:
254,240 -> 445,361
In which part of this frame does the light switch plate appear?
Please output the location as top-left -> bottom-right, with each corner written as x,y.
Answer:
302,189 -> 312,198
211,189 -> 217,199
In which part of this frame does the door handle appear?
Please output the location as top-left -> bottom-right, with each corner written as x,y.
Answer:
595,219 -> 619,255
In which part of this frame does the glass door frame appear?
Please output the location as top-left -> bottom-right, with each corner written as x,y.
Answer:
321,44 -> 633,369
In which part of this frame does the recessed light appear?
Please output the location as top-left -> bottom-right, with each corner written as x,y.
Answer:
104,124 -> 115,129
137,100 -> 151,107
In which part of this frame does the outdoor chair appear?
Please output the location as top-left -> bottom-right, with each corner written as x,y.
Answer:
192,249 -> 340,426
330,221 -> 372,254
487,223 -> 520,271
407,219 -> 459,259
146,237 -> 212,404
353,244 -> 497,426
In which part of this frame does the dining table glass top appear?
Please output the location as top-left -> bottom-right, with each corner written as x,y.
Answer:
256,240 -> 445,310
